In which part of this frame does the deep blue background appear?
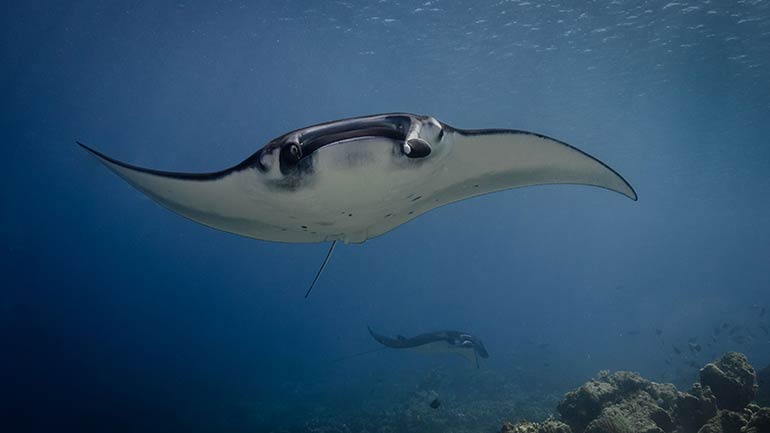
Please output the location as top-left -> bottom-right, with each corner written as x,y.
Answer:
2,1 -> 770,432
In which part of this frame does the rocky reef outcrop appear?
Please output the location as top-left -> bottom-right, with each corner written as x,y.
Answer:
696,410 -> 747,433
756,364 -> 769,407
502,352 -> 768,433
699,352 -> 757,411
741,406 -> 770,433
556,370 -> 678,433
674,383 -> 718,432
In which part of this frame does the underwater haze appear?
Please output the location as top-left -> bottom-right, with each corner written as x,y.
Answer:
2,1 -> 770,432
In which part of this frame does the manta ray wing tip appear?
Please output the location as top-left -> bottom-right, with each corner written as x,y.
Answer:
76,140 -> 106,160
621,184 -> 638,201
76,140 -> 91,152
622,180 -> 638,201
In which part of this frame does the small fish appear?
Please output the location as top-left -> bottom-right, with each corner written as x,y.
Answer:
665,359 -> 672,365
673,346 -> 682,355
655,329 -> 663,337
722,322 -> 730,329
759,324 -> 769,336
732,335 -> 751,344
688,343 -> 702,353
430,398 -> 441,409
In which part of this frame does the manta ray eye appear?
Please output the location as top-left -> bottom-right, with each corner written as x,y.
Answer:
402,138 -> 431,158
280,142 -> 303,167
288,143 -> 301,158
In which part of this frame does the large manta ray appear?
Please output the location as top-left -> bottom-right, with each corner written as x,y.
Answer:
368,326 -> 490,367
79,113 -> 636,294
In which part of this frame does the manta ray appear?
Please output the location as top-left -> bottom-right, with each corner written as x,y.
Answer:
368,326 -> 490,367
79,113 -> 636,295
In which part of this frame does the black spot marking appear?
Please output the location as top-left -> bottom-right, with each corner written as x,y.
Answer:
348,213 -> 353,217
385,213 -> 393,218
411,195 -> 422,202
473,184 -> 479,188
408,211 -> 414,215
301,225 -> 308,230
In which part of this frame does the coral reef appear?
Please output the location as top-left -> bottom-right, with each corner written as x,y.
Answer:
501,420 -> 539,433
263,353 -> 767,433
504,352 -> 768,433
501,417 -> 572,433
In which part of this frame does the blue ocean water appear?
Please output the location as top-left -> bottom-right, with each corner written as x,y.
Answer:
2,1 -> 770,432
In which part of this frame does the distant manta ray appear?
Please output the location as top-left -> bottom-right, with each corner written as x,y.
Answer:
79,113 -> 637,296
368,326 -> 490,368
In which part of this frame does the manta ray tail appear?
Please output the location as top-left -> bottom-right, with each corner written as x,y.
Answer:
304,240 -> 337,298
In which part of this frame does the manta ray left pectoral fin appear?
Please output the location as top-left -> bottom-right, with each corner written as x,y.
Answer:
76,141 -> 252,235
304,240 -> 337,298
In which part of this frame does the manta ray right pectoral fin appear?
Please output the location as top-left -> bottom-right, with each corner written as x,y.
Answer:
441,130 -> 637,201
